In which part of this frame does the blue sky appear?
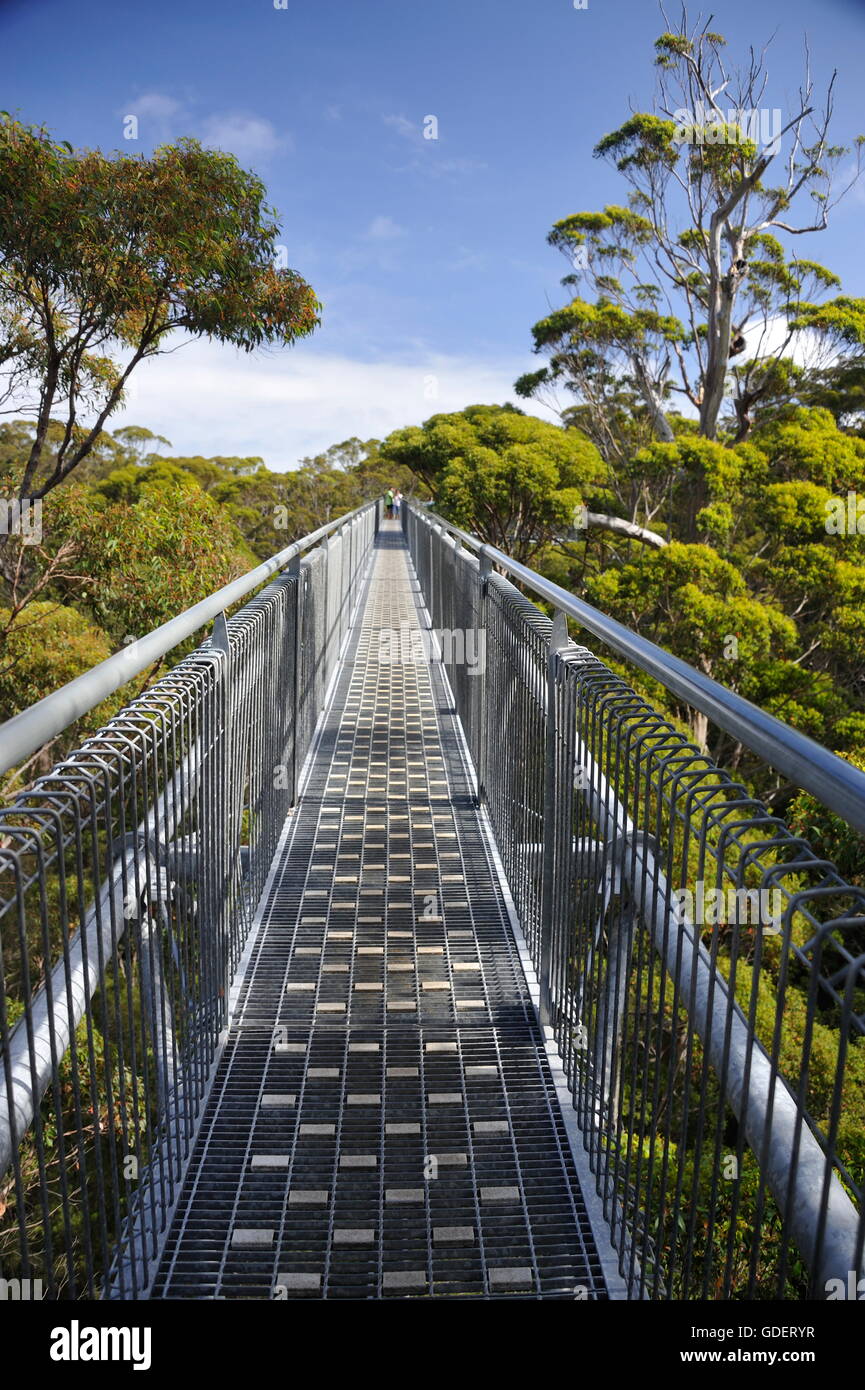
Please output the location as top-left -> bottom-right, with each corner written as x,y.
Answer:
3,0 -> 864,467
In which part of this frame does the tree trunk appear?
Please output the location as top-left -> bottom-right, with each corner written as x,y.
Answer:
700,228 -> 746,439
632,356 -> 675,443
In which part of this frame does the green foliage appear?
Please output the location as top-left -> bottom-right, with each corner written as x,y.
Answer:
789,296 -> 865,350
0,603 -> 112,717
753,407 -> 865,489
0,419 -> 423,763
585,541 -> 797,693
594,114 -> 680,173
40,479 -> 249,644
379,404 -> 607,561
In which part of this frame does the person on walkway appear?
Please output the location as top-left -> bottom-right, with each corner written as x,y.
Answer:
393,489 -> 402,516
385,488 -> 394,519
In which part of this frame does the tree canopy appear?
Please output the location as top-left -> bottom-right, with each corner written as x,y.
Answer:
0,118 -> 320,503
378,403 -> 607,561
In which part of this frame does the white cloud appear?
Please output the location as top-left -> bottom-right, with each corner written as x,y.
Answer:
113,335 -> 545,469
427,157 -> 487,178
198,112 -> 289,163
383,113 -> 419,142
126,92 -> 182,122
448,246 -> 487,272
382,113 -> 485,179
119,91 -> 290,164
120,91 -> 184,143
367,215 -> 405,240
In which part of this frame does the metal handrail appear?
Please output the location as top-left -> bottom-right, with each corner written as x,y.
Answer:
410,503 -> 865,834
0,500 -> 377,777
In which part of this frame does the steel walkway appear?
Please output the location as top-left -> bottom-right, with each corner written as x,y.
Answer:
149,523 -> 610,1300
4,501 -> 864,1302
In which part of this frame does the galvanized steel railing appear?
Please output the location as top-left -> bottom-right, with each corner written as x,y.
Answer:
0,501 -> 376,1298
404,502 -> 865,1301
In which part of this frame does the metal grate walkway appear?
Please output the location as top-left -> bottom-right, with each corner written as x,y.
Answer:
150,523 -> 610,1299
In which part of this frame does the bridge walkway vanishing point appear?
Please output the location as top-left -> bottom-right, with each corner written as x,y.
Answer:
148,522 -> 614,1300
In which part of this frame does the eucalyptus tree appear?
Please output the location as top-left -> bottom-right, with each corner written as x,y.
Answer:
517,13 -> 864,478
0,117 -> 319,505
